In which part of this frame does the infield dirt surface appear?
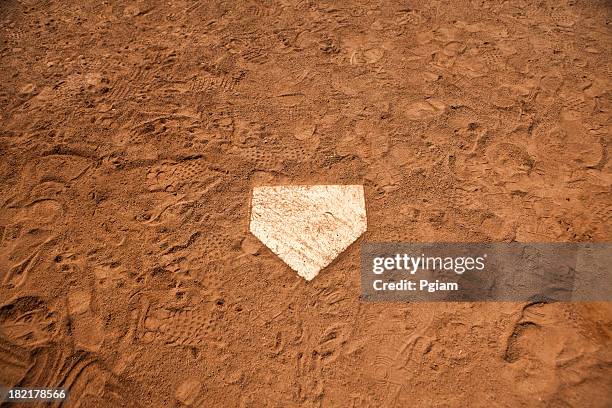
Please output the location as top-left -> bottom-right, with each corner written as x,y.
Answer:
0,1 -> 611,407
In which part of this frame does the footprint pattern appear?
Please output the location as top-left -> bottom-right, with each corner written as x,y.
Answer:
143,304 -> 215,348
146,159 -> 220,192
236,143 -> 314,170
0,296 -> 60,348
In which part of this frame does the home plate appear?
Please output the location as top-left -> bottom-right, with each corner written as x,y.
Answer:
250,185 -> 367,281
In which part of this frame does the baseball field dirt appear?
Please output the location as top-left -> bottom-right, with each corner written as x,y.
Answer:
0,1 -> 611,407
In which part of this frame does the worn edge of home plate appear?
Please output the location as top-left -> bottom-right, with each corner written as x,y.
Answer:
249,185 -> 367,280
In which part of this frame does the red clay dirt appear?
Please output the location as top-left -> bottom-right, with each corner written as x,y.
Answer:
0,1 -> 611,407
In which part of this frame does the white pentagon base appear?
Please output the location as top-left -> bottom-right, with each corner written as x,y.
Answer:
250,185 -> 367,281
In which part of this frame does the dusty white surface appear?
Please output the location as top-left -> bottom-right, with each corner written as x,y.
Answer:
250,185 -> 367,280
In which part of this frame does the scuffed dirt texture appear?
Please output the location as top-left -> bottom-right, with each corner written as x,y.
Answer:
1,0 -> 611,407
